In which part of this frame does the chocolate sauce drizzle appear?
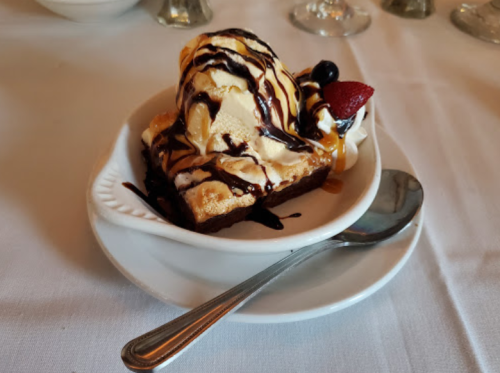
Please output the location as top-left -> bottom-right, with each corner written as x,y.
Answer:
246,207 -> 302,230
205,28 -> 279,58
123,181 -> 300,231
150,115 -> 196,172
122,182 -> 159,214
246,207 -> 284,230
222,133 -> 249,158
190,91 -> 221,120
221,134 -> 274,192
122,179 -> 183,227
284,213 -> 302,219
178,158 -> 261,196
178,28 -> 311,153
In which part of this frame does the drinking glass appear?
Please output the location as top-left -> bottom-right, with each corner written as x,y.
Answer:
382,0 -> 434,18
451,0 -> 500,44
289,0 -> 371,37
157,0 -> 213,28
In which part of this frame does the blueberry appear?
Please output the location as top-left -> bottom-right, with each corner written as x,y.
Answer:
311,60 -> 339,87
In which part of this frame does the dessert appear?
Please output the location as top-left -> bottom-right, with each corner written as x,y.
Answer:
138,28 -> 374,233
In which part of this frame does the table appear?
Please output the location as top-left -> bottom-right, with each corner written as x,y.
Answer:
1,0 -> 499,372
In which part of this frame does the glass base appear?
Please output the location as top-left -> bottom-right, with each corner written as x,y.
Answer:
382,0 -> 434,19
451,2 -> 500,44
290,1 -> 371,37
157,0 -> 213,29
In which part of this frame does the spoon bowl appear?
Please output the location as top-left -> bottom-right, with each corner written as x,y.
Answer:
335,169 -> 423,244
122,169 -> 424,372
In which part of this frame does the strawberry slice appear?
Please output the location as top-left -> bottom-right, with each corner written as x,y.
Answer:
323,81 -> 374,119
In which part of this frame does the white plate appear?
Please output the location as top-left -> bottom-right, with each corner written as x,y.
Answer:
88,87 -> 381,254
87,126 -> 423,323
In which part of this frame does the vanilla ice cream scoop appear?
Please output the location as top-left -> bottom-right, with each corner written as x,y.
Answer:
175,28 -> 311,163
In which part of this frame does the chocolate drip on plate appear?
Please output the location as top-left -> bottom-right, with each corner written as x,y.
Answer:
246,206 -> 302,230
246,206 -> 284,230
122,182 -> 164,216
123,151 -> 187,228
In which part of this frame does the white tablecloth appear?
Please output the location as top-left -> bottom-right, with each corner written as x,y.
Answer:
2,0 -> 499,372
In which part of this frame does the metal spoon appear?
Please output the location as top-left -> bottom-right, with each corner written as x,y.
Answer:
122,169 -> 424,372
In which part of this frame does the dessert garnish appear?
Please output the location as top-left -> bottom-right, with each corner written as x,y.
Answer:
324,81 -> 375,120
125,28 -> 374,233
310,60 -> 339,87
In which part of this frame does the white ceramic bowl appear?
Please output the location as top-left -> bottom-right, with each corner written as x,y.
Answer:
88,87 -> 381,254
36,0 -> 140,22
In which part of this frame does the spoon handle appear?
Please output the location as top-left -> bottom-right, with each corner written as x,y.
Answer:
122,239 -> 344,372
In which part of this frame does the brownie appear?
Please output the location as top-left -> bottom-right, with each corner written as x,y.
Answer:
142,149 -> 330,234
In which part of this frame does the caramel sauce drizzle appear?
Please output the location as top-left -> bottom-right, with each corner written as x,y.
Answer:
321,178 -> 343,194
318,132 -> 338,153
334,137 -> 346,174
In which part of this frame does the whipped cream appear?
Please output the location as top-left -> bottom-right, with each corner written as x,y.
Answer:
308,105 -> 367,171
295,73 -> 368,172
